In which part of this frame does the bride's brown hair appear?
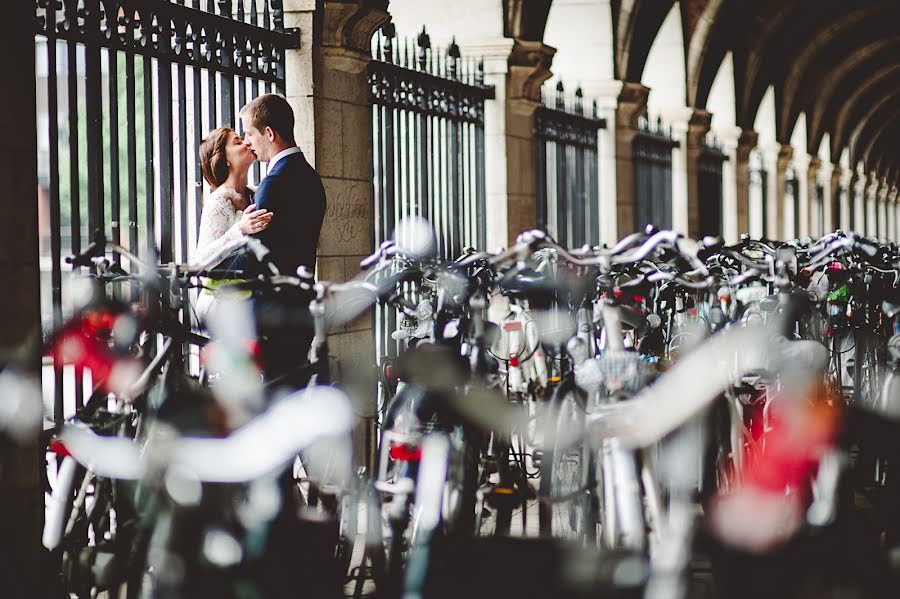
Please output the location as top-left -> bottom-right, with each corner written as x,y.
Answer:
199,126 -> 233,188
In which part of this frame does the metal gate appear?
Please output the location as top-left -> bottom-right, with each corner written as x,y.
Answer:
369,24 -> 494,363
534,83 -> 605,247
633,116 -> 678,231
35,0 -> 297,422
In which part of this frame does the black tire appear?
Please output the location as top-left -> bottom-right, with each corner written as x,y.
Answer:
538,380 -> 594,542
493,435 -> 514,535
443,425 -> 479,535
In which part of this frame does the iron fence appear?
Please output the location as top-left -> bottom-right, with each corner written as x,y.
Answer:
698,139 -> 726,238
34,0 -> 297,423
534,82 -> 605,247
369,24 -> 494,364
633,116 -> 677,231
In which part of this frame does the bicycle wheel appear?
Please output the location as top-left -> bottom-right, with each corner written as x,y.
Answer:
442,425 -> 479,535
538,384 -> 594,542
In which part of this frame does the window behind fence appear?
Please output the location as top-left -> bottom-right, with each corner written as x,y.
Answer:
34,0 -> 295,423
698,139 -> 726,238
534,83 -> 604,248
633,116 -> 677,231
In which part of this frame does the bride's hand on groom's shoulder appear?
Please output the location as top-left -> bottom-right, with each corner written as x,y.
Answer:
239,203 -> 274,236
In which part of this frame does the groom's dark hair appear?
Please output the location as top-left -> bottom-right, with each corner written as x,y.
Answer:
241,93 -> 295,143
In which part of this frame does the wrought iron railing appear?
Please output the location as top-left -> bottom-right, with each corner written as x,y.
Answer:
369,24 -> 494,363
34,0 -> 298,422
534,82 -> 605,248
633,116 -> 677,231
698,137 -> 726,238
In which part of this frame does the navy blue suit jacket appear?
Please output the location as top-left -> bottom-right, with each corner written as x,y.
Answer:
251,150 -> 326,279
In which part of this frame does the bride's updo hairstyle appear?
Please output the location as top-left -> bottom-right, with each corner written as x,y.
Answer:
199,126 -> 233,188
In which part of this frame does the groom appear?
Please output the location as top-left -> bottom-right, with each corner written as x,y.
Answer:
240,93 -> 326,386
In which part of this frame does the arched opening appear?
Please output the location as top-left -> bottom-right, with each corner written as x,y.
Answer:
789,112 -> 808,238
543,0 -> 619,244
640,2 -> 689,233
706,51 -> 740,242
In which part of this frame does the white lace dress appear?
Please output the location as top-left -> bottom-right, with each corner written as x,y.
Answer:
193,186 -> 249,321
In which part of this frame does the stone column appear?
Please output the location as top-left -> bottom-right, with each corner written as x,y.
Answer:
886,185 -> 896,241
735,129 -> 758,238
793,152 -> 810,238
0,0 -> 42,593
819,159 -> 834,236
884,185 -> 897,241
666,106 -> 695,235
284,0 -> 389,467
614,82 -> 651,236
891,186 -> 899,241
684,109 -> 712,238
504,40 -> 555,244
807,156 -> 821,237
581,80 -> 624,246
459,39 -> 515,250
879,178 -> 889,239
775,144 -> 794,239
852,167 -> 866,232
717,125 -> 742,243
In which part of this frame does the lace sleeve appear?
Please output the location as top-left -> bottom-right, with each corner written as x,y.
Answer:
193,192 -> 244,266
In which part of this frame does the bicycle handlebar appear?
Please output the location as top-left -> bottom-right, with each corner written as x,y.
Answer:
60,386 -> 353,483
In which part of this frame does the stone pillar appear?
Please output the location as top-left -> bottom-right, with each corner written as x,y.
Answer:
819,159 -> 834,236
793,152 -> 810,238
614,82 -> 651,236
684,109 -> 712,238
866,173 -> 880,237
460,39 -> 515,250
884,185 -> 897,241
504,40 -> 555,244
666,107 -> 695,235
879,178 -> 889,239
891,186 -> 899,241
717,125 -> 743,243
775,144 -> 794,239
886,185 -> 896,241
284,0 -> 389,467
807,156 -> 821,237
0,0 -> 42,594
581,80 -> 624,246
735,129 -> 758,238
852,167 -> 866,232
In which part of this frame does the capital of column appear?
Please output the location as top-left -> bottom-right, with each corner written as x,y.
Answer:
776,144 -> 794,172
793,151 -> 811,174
616,81 -> 650,129
458,38 -> 516,76
840,164 -> 853,189
713,124 -> 743,152
736,129 -> 759,162
507,39 -> 556,102
686,109 -> 713,150
578,79 -> 624,111
879,178 -> 890,203
320,1 -> 390,73
807,156 -> 821,183
659,105 -> 695,137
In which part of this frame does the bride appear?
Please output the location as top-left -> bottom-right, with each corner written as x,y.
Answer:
194,126 -> 273,321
